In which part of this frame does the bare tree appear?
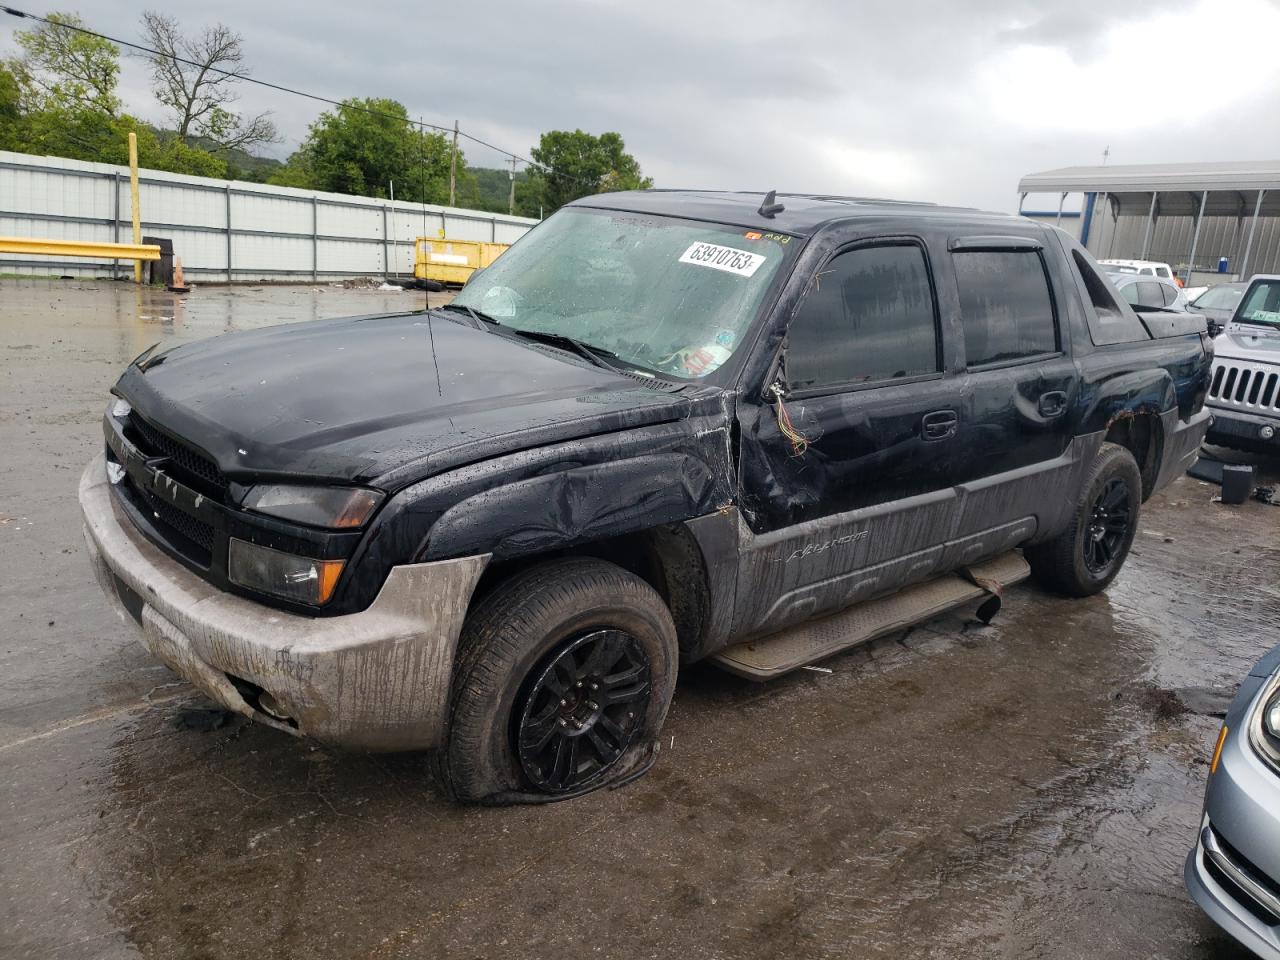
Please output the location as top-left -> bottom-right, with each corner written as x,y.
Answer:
139,11 -> 279,151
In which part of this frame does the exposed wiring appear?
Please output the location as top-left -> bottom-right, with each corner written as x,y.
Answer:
0,4 -> 597,188
770,382 -> 809,457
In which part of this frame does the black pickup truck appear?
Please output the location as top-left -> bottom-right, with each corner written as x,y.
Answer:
81,190 -> 1212,802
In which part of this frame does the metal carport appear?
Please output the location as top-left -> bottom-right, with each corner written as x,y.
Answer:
1017,160 -> 1280,282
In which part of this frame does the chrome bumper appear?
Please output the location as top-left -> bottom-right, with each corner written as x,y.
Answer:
80,454 -> 488,752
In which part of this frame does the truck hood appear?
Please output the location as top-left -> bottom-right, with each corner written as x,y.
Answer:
115,312 -> 691,488
1214,322 -> 1280,363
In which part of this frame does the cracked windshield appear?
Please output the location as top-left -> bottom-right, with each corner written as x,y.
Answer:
453,207 -> 791,378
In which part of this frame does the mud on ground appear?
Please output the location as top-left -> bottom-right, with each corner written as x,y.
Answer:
1,278 -> 1277,959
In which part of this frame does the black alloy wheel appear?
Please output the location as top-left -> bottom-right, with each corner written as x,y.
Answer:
1083,477 -> 1131,573
515,629 -> 651,794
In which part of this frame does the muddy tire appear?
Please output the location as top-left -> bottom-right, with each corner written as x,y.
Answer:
438,558 -> 678,804
1026,442 -> 1142,597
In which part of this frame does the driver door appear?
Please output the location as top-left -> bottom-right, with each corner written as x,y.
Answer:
733,235 -> 966,638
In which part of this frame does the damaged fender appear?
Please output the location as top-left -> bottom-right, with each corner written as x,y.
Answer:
424,452 -> 726,560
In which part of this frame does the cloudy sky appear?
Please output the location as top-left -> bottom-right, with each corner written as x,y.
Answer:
4,0 -> 1280,212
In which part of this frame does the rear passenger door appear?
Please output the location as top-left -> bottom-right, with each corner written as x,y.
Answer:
734,236 -> 966,636
944,236 -> 1078,545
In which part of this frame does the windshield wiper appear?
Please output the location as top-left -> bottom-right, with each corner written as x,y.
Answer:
437,303 -> 500,330
503,328 -> 627,374
1234,318 -> 1280,331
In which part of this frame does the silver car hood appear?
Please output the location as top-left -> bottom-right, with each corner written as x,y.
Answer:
1213,323 -> 1280,364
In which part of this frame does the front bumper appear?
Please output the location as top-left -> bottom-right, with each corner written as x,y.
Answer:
1185,683 -> 1280,959
1206,403 -> 1280,451
80,454 -> 488,752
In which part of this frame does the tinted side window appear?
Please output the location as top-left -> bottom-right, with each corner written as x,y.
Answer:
1160,284 -> 1178,307
1120,283 -> 1143,305
953,250 -> 1057,366
1137,281 -> 1165,307
787,244 -> 939,390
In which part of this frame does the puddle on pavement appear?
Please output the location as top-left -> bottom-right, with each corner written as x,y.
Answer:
1,279 -> 1276,959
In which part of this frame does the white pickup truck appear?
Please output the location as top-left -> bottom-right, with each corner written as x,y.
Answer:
1205,275 -> 1280,452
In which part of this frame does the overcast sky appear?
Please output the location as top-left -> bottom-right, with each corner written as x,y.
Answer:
4,0 -> 1280,212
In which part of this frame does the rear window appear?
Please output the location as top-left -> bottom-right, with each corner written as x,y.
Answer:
953,250 -> 1058,366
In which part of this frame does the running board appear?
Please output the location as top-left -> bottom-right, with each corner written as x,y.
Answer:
710,551 -> 1031,681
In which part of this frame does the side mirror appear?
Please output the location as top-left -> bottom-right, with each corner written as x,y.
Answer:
1206,318 -> 1224,338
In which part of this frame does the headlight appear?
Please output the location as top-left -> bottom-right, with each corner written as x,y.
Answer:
228,538 -> 345,605
242,484 -> 383,529
110,397 -> 132,419
1249,673 -> 1280,772
1264,691 -> 1280,744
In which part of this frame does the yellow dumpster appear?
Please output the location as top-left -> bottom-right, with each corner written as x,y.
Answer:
414,238 -> 509,286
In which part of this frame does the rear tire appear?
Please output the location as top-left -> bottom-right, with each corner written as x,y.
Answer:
439,557 -> 678,803
1026,442 -> 1142,597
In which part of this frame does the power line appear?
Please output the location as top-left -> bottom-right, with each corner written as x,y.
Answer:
0,4 -> 592,187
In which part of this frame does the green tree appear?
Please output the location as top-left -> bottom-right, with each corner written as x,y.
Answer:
270,98 -> 454,203
8,11 -> 120,115
0,62 -> 28,150
521,130 -> 652,215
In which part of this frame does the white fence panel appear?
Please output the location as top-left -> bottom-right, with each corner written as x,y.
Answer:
0,150 -> 538,281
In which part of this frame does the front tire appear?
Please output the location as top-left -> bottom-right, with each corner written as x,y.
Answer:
1026,442 -> 1142,597
440,558 -> 678,803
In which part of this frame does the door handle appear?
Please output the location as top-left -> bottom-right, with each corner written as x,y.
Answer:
921,409 -> 958,441
1038,391 -> 1068,418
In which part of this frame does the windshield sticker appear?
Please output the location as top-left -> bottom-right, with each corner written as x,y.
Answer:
1246,310 -> 1280,324
659,343 -> 733,377
744,231 -> 763,240
679,242 -> 766,277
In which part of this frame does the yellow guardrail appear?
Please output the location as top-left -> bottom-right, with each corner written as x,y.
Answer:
414,237 -> 509,285
0,236 -> 161,261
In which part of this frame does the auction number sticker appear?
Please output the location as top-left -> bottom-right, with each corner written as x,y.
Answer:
679,241 -> 766,277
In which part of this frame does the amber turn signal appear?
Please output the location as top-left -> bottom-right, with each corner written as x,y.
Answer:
1210,724 -> 1229,775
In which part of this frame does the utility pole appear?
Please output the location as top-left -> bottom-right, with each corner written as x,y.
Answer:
448,120 -> 458,207
508,157 -> 517,216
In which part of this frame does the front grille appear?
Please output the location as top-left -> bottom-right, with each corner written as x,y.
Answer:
1206,826 -> 1280,927
127,413 -> 227,494
116,469 -> 215,566
1208,360 -> 1280,412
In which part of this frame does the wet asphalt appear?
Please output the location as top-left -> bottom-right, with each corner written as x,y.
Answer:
1,278 -> 1278,960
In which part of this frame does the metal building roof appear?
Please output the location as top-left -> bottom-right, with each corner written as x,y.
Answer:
1019,161 -> 1280,218
1018,160 -> 1280,194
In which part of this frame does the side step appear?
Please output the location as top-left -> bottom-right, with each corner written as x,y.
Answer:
709,551 -> 1031,680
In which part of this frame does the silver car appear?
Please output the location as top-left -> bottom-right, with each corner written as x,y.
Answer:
1106,271 -> 1190,312
1186,646 -> 1280,959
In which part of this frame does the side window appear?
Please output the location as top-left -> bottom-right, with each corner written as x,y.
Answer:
1160,284 -> 1178,307
1155,266 -> 1172,279
1120,283 -> 1143,306
952,250 -> 1057,366
1067,245 -> 1150,345
786,244 -> 939,391
1138,281 -> 1165,308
